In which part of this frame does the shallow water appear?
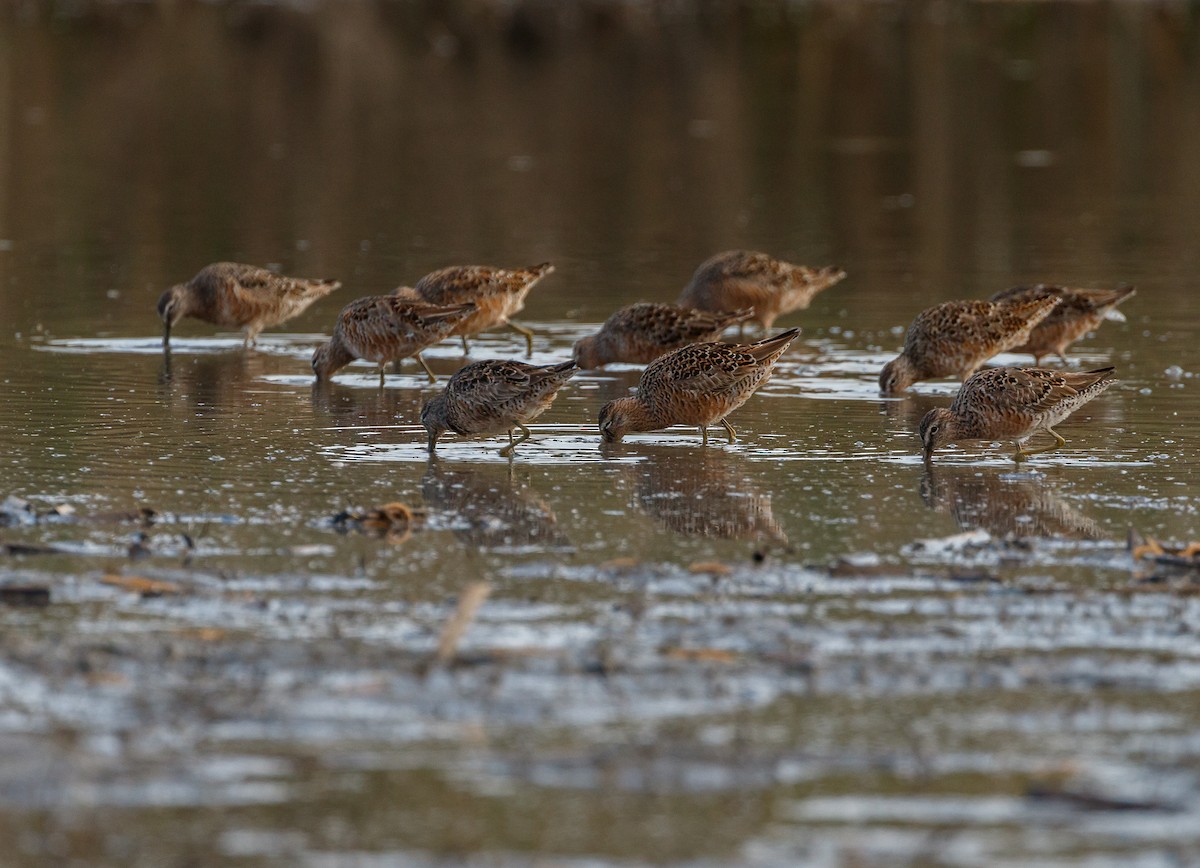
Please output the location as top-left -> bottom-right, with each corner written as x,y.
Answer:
3,2 -> 1200,865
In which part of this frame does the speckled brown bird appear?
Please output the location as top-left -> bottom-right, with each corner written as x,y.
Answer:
311,297 -> 476,386
879,296 -> 1061,395
394,262 -> 553,356
156,262 -> 340,347
573,303 -> 754,369
989,283 -> 1136,364
421,359 -> 578,456
598,328 -> 800,445
677,250 -> 845,331
919,365 -> 1117,462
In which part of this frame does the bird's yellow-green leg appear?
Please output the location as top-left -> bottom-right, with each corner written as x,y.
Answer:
499,422 -> 532,457
508,320 -> 535,357
1014,428 -> 1067,461
377,364 -> 387,388
460,335 -> 470,354
416,352 -> 437,383
720,419 -> 737,444
699,426 -> 709,445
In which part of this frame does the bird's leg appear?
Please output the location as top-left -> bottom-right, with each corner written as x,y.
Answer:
243,325 -> 261,349
498,423 -> 532,457
720,418 -> 737,443
416,353 -> 437,383
699,426 -> 709,445
460,334 -> 470,354
507,321 -> 535,357
378,364 -> 386,388
1018,428 -> 1068,458
1056,352 -> 1069,366
1011,441 -> 1028,463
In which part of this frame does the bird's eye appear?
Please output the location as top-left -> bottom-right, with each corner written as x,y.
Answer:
929,425 -> 939,436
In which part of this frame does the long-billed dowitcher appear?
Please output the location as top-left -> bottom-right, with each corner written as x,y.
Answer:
157,262 -> 340,347
598,328 -> 800,445
989,283 -> 1136,364
421,359 -> 578,456
879,296 -> 1061,395
677,250 -> 845,332
311,297 -> 476,386
919,366 -> 1117,462
394,262 -> 553,356
573,303 -> 754,369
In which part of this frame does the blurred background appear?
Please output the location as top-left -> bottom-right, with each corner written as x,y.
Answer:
3,0 -> 1199,331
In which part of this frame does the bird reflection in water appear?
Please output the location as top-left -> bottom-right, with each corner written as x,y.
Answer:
158,348 -> 263,412
310,379 -> 426,430
421,460 -> 570,551
630,446 -> 787,543
920,465 -> 1103,540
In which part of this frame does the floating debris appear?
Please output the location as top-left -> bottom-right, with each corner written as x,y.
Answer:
1,496 -> 155,528
1128,529 -> 1200,569
330,502 -> 427,543
0,584 -> 51,606
432,581 -> 492,667
100,574 -> 185,598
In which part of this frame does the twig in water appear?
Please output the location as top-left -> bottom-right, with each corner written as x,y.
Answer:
432,581 -> 492,667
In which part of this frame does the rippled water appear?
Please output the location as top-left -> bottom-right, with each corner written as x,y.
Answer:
3,2 -> 1200,866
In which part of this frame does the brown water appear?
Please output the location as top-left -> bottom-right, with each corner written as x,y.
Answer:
2,3 -> 1200,865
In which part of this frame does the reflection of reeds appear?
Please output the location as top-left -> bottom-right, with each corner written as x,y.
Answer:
631,446 -> 787,543
920,465 -> 1103,540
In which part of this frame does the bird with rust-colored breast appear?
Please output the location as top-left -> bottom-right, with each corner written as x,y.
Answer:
598,328 -> 800,445
394,262 -> 553,356
989,283 -> 1136,365
422,359 -> 578,456
156,262 -> 340,348
311,296 -> 476,386
879,296 -> 1061,395
919,366 -> 1117,463
574,303 -> 754,369
677,250 -> 845,332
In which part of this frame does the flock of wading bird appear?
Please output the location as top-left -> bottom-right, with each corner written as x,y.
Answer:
155,252 -> 1134,462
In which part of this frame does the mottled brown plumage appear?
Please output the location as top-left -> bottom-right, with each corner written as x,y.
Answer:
574,303 -> 754,369
421,359 -> 578,455
598,328 -> 800,445
919,365 -> 1117,462
677,250 -> 845,331
311,297 -> 476,385
879,297 -> 1061,394
394,262 -> 553,356
156,262 -> 340,347
989,283 -> 1136,364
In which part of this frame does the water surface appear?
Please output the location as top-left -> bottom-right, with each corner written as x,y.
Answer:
2,3 -> 1200,865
